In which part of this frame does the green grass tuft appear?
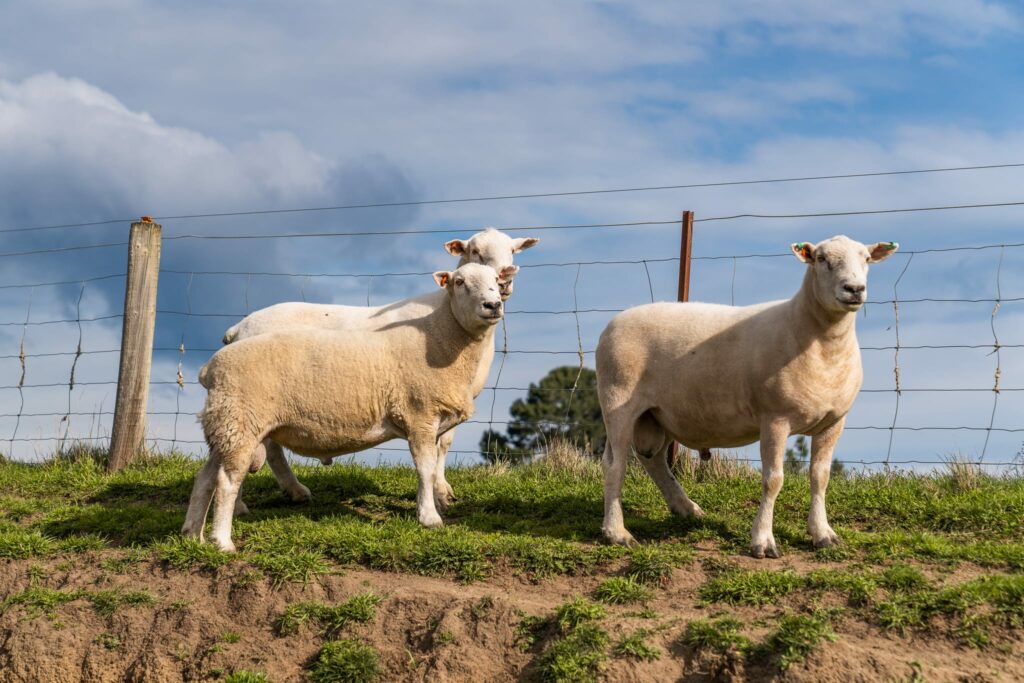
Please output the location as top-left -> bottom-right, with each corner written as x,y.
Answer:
250,549 -> 330,586
310,638 -> 380,683
94,632 -> 120,650
756,613 -> 837,670
682,616 -> 751,654
593,577 -> 653,605
0,528 -> 56,559
278,592 -> 382,637
613,628 -> 661,661
224,672 -> 272,683
699,568 -> 805,605
86,589 -> 157,617
155,536 -> 233,571
537,622 -> 610,683
554,596 -> 607,631
626,544 -> 691,585
1,586 -> 83,617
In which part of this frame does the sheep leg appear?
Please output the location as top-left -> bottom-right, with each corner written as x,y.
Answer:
434,430 -> 456,510
751,418 -> 789,559
637,442 -> 704,519
182,453 -> 220,541
601,421 -> 637,546
808,417 -> 844,548
209,457 -> 248,553
410,432 -> 444,528
264,440 -> 312,502
232,440 -> 272,515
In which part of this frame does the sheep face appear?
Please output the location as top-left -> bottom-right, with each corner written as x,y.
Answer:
444,228 -> 539,300
433,263 -> 518,335
792,235 -> 899,314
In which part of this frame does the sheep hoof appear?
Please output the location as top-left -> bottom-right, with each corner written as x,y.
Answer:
677,503 -> 705,519
233,499 -> 250,516
750,541 -> 781,559
212,538 -> 237,553
181,524 -> 203,540
435,482 -> 456,510
288,484 -> 313,503
602,528 -> 638,547
419,513 -> 444,529
813,529 -> 841,549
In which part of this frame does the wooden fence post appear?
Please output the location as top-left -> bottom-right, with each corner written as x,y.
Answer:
668,211 -> 694,470
108,217 -> 162,472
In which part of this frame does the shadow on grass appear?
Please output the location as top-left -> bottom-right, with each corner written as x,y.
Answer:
29,460 -> 741,549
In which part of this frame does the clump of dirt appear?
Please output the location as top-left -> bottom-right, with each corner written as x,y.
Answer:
0,554 -> 1021,682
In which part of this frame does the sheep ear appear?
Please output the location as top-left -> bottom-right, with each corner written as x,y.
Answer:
512,237 -> 539,253
791,242 -> 815,263
433,271 -> 452,288
444,239 -> 467,256
498,265 -> 519,282
868,241 -> 899,263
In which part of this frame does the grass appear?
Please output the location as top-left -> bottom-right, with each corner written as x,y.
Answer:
757,612 -> 838,671
0,449 -> 1022,675
684,611 -> 836,670
278,593 -> 382,637
699,568 -> 805,605
310,639 -> 380,683
537,622 -> 610,683
554,596 -> 606,631
0,450 -> 1020,574
613,628 -> 661,661
593,576 -> 652,604
683,615 -> 752,654
1,586 -> 156,619
224,673 -> 272,683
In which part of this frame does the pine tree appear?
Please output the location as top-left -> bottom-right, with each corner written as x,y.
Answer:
479,366 -> 605,463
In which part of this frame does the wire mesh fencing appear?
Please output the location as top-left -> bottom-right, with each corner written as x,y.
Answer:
3,169 -> 1024,472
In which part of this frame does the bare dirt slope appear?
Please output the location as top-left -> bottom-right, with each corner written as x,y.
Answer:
1,553 -> 1018,683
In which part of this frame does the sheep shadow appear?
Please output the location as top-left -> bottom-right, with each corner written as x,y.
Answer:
38,461 -> 740,550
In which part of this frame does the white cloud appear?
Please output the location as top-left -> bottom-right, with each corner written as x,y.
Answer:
684,77 -> 857,122
0,73 -> 335,220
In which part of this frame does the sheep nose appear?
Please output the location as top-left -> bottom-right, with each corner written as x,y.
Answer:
843,283 -> 865,295
483,300 -> 502,311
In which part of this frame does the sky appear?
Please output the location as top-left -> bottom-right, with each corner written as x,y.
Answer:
1,1 -> 1023,469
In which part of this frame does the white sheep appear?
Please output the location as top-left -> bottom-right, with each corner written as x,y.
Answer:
595,235 -> 899,557
182,262 -> 516,551
222,228 -> 539,513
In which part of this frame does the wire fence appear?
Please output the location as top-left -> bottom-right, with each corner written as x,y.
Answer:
2,163 -> 1024,472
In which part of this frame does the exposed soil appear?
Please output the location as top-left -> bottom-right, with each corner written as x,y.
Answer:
0,553 -> 1019,683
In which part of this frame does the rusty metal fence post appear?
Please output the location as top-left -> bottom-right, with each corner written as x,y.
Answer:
668,211 -> 694,470
108,216 -> 162,472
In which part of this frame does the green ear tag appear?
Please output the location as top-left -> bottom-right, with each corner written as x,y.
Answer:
886,242 -> 899,250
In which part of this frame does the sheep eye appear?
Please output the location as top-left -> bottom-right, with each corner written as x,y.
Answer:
455,278 -> 465,286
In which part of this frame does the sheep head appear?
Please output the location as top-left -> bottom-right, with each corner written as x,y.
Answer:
444,228 -> 538,300
791,235 -> 899,314
433,263 -> 511,335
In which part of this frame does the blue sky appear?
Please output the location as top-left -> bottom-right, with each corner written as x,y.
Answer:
1,1 -> 1023,467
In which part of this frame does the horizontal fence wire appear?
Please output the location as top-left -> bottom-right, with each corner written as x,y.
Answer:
4,195 -> 1024,469
5,161 -> 1022,235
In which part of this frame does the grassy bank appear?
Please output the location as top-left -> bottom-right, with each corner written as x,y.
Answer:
0,448 -> 1021,681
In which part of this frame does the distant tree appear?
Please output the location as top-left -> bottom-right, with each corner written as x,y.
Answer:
783,435 -> 845,477
479,366 -> 605,463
